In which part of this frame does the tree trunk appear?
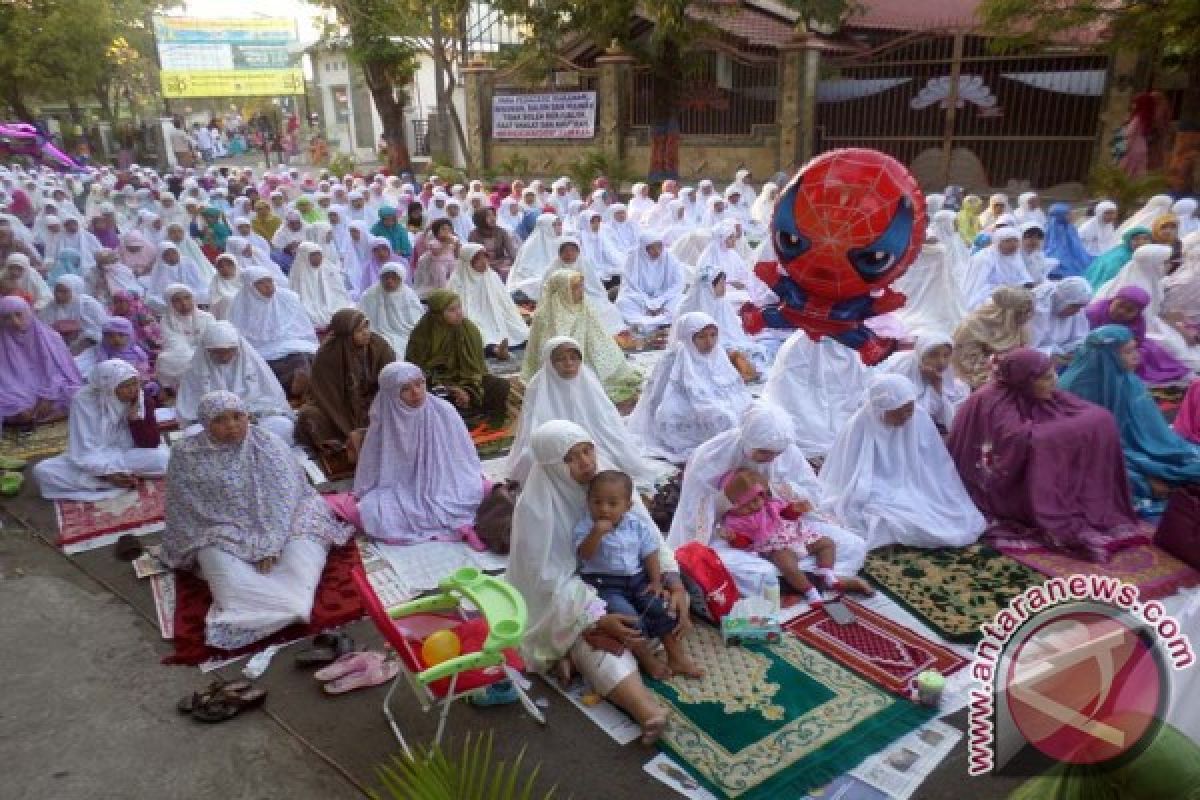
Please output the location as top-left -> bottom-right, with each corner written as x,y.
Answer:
648,42 -> 683,182
364,62 -> 412,173
3,88 -> 35,122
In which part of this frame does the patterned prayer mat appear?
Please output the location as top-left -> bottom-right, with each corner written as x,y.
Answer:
784,599 -> 969,697
862,544 -> 1045,644
0,420 -> 69,460
1150,385 -> 1185,424
646,625 -> 934,800
54,479 -> 166,553
996,541 -> 1200,601
163,541 -> 365,666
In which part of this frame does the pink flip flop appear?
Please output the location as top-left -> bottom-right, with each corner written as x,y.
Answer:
323,659 -> 400,694
459,525 -> 489,553
313,651 -> 383,683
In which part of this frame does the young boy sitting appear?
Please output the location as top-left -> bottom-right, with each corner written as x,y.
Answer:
574,470 -> 703,680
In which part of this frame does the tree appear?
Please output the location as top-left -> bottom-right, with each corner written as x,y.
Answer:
320,0 -> 421,173
490,0 -> 852,180
979,0 -> 1200,128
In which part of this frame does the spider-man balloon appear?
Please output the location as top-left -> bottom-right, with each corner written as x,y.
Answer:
741,148 -> 925,365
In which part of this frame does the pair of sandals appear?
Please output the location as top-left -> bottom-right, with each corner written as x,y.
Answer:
177,678 -> 267,723
0,456 -> 26,497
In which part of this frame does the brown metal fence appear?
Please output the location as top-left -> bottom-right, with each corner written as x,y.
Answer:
814,31 -> 1108,189
628,53 -> 778,135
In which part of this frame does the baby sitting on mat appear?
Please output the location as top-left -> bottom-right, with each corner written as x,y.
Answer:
574,469 -> 703,680
718,468 -> 851,606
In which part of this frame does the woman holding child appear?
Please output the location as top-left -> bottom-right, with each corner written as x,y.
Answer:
507,421 -> 698,745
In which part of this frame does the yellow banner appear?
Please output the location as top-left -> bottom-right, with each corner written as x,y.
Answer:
160,69 -> 305,98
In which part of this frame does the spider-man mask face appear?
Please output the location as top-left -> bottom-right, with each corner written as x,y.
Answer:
772,149 -> 925,299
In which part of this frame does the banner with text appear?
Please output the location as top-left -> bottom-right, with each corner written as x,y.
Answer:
154,16 -> 301,98
492,92 -> 597,139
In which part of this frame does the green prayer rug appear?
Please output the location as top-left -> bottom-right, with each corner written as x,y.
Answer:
863,543 -> 1045,644
647,626 -> 934,800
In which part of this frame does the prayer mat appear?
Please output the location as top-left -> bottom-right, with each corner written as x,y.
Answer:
0,420 -> 69,460
54,479 -> 166,553
163,541 -> 365,666
471,418 -> 516,459
646,625 -> 934,800
1150,385 -> 1185,423
996,540 -> 1200,601
862,544 -> 1045,644
784,600 -> 969,697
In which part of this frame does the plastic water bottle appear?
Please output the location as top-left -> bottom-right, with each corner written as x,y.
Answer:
763,579 -> 780,612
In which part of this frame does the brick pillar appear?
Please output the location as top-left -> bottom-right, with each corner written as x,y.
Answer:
595,44 -> 634,165
1093,49 -> 1138,176
461,60 -> 495,173
777,33 -> 822,174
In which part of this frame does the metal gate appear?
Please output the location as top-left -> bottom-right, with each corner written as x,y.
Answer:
813,31 -> 1109,191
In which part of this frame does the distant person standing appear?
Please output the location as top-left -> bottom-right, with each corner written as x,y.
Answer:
169,120 -> 195,169
194,123 -> 214,164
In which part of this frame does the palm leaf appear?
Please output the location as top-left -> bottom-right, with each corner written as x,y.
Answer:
372,731 -> 559,800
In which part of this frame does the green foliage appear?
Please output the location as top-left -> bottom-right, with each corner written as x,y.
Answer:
564,150 -> 635,194
496,152 -> 531,179
328,152 -> 358,177
430,159 -> 469,187
1087,163 -> 1169,215
372,732 -> 557,800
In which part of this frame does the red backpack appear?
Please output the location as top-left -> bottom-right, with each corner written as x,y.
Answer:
676,542 -> 740,623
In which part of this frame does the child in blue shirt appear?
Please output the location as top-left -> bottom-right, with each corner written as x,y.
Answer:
574,470 -> 702,679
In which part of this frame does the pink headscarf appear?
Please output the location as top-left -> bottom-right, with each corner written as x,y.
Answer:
1174,381 -> 1200,443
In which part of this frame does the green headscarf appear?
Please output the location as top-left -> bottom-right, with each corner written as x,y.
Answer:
404,289 -> 487,399
1085,227 -> 1150,290
957,195 -> 983,245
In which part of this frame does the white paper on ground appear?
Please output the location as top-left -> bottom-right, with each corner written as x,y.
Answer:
849,718 -> 963,800
154,407 -> 177,424
373,540 -> 510,601
546,676 -> 641,746
643,753 -> 720,800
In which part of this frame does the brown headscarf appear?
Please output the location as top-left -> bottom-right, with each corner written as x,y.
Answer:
306,308 -> 395,437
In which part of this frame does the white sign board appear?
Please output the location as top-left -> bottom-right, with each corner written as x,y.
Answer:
492,92 -> 596,139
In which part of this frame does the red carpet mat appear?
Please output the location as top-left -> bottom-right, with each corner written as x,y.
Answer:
54,479 -> 166,553
163,541 -> 365,666
996,541 -> 1200,601
785,599 -> 969,697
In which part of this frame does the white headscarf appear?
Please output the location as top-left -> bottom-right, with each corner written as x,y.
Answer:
227,267 -> 320,360
1014,192 -> 1046,229
627,311 -> 751,462
749,182 -> 778,227
962,227 -> 1033,309
147,242 -> 212,307
1117,194 -> 1173,235
1172,198 -> 1199,237
1030,276 -> 1092,357
930,209 -> 972,293
63,359 -> 144,478
271,210 -> 307,250
174,321 -> 290,424
353,361 -> 484,544
700,196 -> 728,228
978,193 -> 1010,229
305,221 -> 343,271
225,235 -> 287,286
892,241 -> 966,336
1163,231 -> 1200,326
693,219 -> 751,287
819,373 -> 985,549
600,204 -> 639,269
544,237 -> 625,336
289,241 -> 355,327
445,199 -> 474,242
358,263 -> 423,357
879,331 -> 969,431
614,233 -> 685,326
39,274 -> 107,342
506,420 -> 674,670
4,252 -> 51,310
449,243 -> 529,348
762,330 -> 868,458
165,223 -> 216,284
208,254 -> 243,321
674,262 -> 761,356
506,336 -> 658,485
666,402 -> 823,550
1078,200 -> 1120,257
505,213 -> 560,300
627,183 -> 655,223
59,218 -> 103,269
577,210 -> 624,280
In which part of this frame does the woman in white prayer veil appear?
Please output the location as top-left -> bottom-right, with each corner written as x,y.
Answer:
700,195 -> 729,228
32,359 -> 169,502
978,193 -> 1010,230
146,242 -> 211,309
174,321 -> 295,443
961,226 -> 1033,310
1014,192 -> 1047,229
496,197 -> 524,239
358,262 -> 423,357
693,219 -> 753,305
506,336 -> 659,487
727,168 -> 757,212
541,236 -> 625,335
763,329 -> 868,459
666,401 -> 869,597
1172,197 -> 1199,237
819,373 -> 985,550
208,253 -> 242,321
659,201 -> 693,248
928,209 -> 972,293
614,233 -> 686,328
225,235 -> 288,287
1117,194 -> 1173,235
627,182 -> 655,224
577,210 -> 625,281
164,222 -> 216,285
450,243 -> 529,351
1164,232 -> 1200,331
289,241 -> 354,328
627,311 -> 752,463
668,228 -> 713,271
157,284 -> 215,389
641,192 -> 676,235
271,210 -> 308,251
879,331 -> 968,433
891,238 -> 966,337
1078,200 -> 1120,257
599,203 -> 639,273
506,420 -> 680,744
59,216 -> 103,270
1030,276 -> 1093,360
505,213 -> 561,300
1097,242 -> 1200,371
675,262 -> 768,375
749,181 -> 778,227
